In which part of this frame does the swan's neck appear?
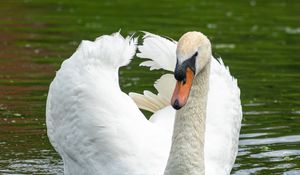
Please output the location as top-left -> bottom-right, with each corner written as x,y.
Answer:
164,62 -> 210,175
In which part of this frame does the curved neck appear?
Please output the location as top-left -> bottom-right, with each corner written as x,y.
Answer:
164,62 -> 210,175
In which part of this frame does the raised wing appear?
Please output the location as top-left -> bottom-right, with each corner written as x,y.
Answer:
205,58 -> 243,174
137,32 -> 177,71
131,32 -> 177,113
47,32 -> 138,154
46,33 -> 172,174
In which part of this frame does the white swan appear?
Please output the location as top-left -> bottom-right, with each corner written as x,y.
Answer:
46,31 -> 242,175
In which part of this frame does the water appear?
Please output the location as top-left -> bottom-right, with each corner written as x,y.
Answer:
0,0 -> 299,174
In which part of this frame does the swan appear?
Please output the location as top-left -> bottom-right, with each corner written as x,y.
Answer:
46,31 -> 242,175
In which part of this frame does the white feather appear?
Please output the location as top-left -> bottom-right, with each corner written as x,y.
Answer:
129,74 -> 176,113
137,32 -> 177,71
46,32 -> 173,175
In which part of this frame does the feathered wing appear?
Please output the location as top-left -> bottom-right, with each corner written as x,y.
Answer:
129,74 -> 176,113
132,32 -> 242,175
130,32 -> 177,113
137,32 -> 177,71
46,32 -> 171,175
205,58 -> 243,175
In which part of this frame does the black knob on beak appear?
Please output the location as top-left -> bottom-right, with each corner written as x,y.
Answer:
172,99 -> 182,110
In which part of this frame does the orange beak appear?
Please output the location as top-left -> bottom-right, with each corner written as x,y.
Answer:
171,67 -> 194,110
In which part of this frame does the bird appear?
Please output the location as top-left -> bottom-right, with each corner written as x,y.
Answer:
46,31 -> 242,175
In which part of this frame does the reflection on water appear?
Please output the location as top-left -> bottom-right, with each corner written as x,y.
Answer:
250,150 -> 300,158
240,135 -> 300,146
0,0 -> 299,174
1,149 -> 63,174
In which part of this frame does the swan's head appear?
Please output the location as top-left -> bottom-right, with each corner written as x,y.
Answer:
171,31 -> 212,110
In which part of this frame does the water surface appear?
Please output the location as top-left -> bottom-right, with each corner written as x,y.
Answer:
0,0 -> 299,174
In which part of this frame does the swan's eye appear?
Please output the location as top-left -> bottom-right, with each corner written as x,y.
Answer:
186,52 -> 197,74
174,63 -> 185,81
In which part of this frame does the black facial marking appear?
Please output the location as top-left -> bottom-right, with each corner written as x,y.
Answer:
174,52 -> 197,81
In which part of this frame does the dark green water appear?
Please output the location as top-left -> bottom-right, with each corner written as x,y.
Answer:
0,0 -> 299,174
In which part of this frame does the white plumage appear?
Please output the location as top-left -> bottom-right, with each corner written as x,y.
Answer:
46,32 -> 242,175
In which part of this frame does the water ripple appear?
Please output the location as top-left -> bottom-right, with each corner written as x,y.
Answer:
284,170 -> 300,175
240,133 -> 269,138
250,150 -> 300,158
239,135 -> 300,146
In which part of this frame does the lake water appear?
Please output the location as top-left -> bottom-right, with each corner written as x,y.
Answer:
0,0 -> 299,174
